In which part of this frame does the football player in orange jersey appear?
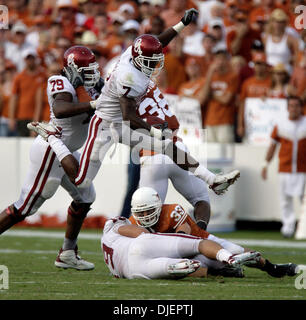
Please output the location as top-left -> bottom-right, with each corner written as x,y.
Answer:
129,187 -> 298,278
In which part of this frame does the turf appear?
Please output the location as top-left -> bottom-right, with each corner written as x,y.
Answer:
0,228 -> 306,300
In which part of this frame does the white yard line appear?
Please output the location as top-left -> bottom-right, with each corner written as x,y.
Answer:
2,229 -> 306,249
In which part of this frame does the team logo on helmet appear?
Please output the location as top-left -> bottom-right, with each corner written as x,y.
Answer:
67,53 -> 75,66
134,38 -> 143,55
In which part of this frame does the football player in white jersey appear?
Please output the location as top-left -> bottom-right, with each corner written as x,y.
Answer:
29,9 -> 239,203
101,216 -> 261,280
0,45 -> 103,270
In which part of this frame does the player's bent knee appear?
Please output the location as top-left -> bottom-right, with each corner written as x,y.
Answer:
68,201 -> 92,219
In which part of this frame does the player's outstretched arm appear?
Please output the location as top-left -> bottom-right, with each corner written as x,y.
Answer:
118,224 -> 149,238
53,92 -> 95,119
157,8 -> 198,47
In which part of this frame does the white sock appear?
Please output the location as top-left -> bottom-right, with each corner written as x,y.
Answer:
48,135 -> 71,162
216,249 -> 232,263
193,165 -> 216,185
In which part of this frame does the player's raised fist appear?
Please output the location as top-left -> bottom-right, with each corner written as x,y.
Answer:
181,8 -> 198,26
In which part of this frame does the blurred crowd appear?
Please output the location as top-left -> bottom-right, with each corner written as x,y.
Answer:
0,0 -> 306,142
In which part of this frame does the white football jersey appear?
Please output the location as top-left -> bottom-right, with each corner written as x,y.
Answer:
95,46 -> 150,122
47,75 -> 99,152
101,217 -> 135,278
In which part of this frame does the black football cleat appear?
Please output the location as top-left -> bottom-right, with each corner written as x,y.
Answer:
266,262 -> 298,278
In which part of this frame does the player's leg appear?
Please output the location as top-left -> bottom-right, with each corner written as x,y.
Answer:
28,121 -> 79,183
127,233 -> 203,279
75,116 -> 113,189
169,161 -> 211,229
208,234 -> 297,278
0,139 -> 59,234
127,125 -> 240,195
279,174 -> 296,238
0,206 -> 23,234
138,154 -> 170,203
165,141 -> 240,195
28,116 -> 110,187
55,155 -> 96,270
127,233 -> 260,279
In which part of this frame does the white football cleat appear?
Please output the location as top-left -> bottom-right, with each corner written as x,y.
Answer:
55,247 -> 95,271
27,121 -> 62,141
228,251 -> 261,268
210,169 -> 240,195
168,259 -> 201,276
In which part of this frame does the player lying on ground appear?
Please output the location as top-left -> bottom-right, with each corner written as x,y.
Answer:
129,187 -> 298,278
28,8 -> 240,201
101,216 -> 260,279
0,45 -> 104,270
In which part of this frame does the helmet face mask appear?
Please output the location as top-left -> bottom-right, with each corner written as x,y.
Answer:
77,62 -> 100,88
134,53 -> 164,77
132,206 -> 162,228
131,187 -> 162,228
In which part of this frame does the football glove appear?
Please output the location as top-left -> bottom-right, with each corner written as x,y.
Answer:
64,66 -> 84,89
181,8 -> 198,26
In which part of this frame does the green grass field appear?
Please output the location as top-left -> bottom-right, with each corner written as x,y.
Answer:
0,228 -> 306,300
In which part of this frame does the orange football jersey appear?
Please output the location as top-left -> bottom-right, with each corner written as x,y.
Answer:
129,204 -> 210,239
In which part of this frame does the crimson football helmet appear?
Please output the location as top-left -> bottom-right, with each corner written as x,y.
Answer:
63,46 -> 100,88
131,34 -> 164,77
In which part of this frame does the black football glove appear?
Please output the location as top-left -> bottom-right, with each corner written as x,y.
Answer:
64,66 -> 84,89
181,8 -> 198,26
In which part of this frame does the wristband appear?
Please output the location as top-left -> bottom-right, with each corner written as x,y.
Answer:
172,21 -> 185,34
150,126 -> 162,140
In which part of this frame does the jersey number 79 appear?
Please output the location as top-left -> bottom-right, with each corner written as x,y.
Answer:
50,79 -> 64,92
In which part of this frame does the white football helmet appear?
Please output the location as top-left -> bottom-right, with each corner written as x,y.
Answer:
131,187 -> 162,228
